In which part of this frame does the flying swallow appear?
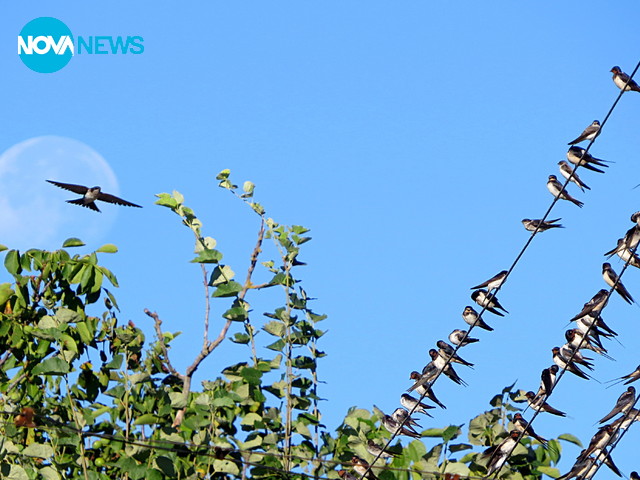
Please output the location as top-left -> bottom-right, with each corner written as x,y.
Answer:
392,407 -> 421,430
568,120 -> 601,145
338,470 -> 359,480
448,329 -> 479,347
483,430 -> 521,476
566,146 -> 609,173
366,440 -> 398,459
599,386 -> 636,424
47,180 -> 142,212
547,175 -> 584,207
470,270 -> 508,292
428,349 -> 468,386
565,329 -> 612,359
611,66 -> 640,92
462,306 -> 494,331
406,378 -> 447,409
522,217 -> 564,232
552,346 -> 591,380
525,391 -> 566,416
512,413 -> 548,446
570,289 -> 609,321
351,456 -> 380,480
603,262 -> 634,304
471,290 -> 508,316
381,414 -> 421,438
436,340 -> 474,367
558,161 -> 591,192
582,424 -> 615,459
540,365 -> 559,396
400,393 -> 435,416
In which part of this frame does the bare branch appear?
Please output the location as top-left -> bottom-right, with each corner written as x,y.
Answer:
144,309 -> 183,380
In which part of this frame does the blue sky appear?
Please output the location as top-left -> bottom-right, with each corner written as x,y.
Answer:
3,1 -> 640,476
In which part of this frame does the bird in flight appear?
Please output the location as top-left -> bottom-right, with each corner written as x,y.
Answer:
47,180 -> 142,212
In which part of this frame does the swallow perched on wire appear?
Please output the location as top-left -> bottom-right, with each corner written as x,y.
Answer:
448,329 -> 479,347
407,366 -> 437,393
381,414 -> 421,439
365,440 -> 398,460
570,289 -> 609,321
428,349 -> 468,386
632,472 -> 640,480
565,329 -> 612,360
400,393 -> 434,416
351,456 -> 380,480
511,413 -> 548,446
603,262 -> 634,304
631,212 -> 640,226
547,175 -> 584,207
611,66 -> 640,92
470,270 -> 508,292
539,365 -> 559,396
392,407 -> 421,430
557,452 -> 598,480
47,180 -> 142,212
568,120 -> 601,145
558,161 -> 591,192
471,290 -> 508,316
462,306 -> 494,331
566,146 -> 610,173
338,470 -> 360,480
552,346 -> 591,380
482,430 -> 521,476
599,386 -> 636,424
559,343 -> 594,370
608,365 -> 640,387
582,424 -> 615,459
436,340 -> 474,367
406,378 -> 447,409
522,217 -> 564,232
611,408 -> 640,430
525,391 -> 567,416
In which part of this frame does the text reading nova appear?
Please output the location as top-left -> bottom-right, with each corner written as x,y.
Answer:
18,17 -> 143,73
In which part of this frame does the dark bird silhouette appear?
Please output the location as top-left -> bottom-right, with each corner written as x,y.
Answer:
47,180 -> 142,212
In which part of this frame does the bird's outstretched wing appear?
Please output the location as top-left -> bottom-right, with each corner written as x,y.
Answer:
97,193 -> 142,208
47,180 -> 89,195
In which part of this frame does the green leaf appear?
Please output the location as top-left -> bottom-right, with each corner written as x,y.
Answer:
154,193 -> 178,209
62,238 -> 85,248
0,245 -> 7,252
421,427 -> 446,437
0,464 -> 28,480
537,466 -> 561,478
263,320 -> 285,337
216,169 -> 231,181
240,367 -> 262,385
231,333 -> 250,344
21,443 -> 54,458
250,202 -> 265,215
56,308 -> 82,324
442,425 -> 462,442
38,466 -> 61,480
96,244 -> 118,253
4,250 -> 20,275
32,357 -> 70,375
212,281 -> 243,298
558,433 -> 583,447
0,283 -> 14,306
191,249 -> 223,264
209,265 -> 235,286
449,443 -> 473,453
133,414 -> 159,425
212,459 -> 239,476
153,457 -> 176,477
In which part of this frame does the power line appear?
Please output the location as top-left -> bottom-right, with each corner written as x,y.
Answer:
362,60 -> 640,480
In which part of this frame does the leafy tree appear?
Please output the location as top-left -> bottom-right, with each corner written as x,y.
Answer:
0,170 -> 580,479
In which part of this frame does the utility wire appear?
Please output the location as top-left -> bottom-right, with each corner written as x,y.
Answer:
488,59 -> 640,479
362,60 -> 640,480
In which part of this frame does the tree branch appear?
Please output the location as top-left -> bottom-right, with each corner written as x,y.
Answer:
144,309 -> 183,380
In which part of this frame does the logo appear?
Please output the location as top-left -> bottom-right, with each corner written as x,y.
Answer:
18,17 -> 74,73
18,17 -> 144,73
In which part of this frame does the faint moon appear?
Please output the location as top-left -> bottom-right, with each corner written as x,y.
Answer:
0,136 -> 120,250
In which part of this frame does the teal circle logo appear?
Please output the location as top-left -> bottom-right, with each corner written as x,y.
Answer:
18,17 -> 74,73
